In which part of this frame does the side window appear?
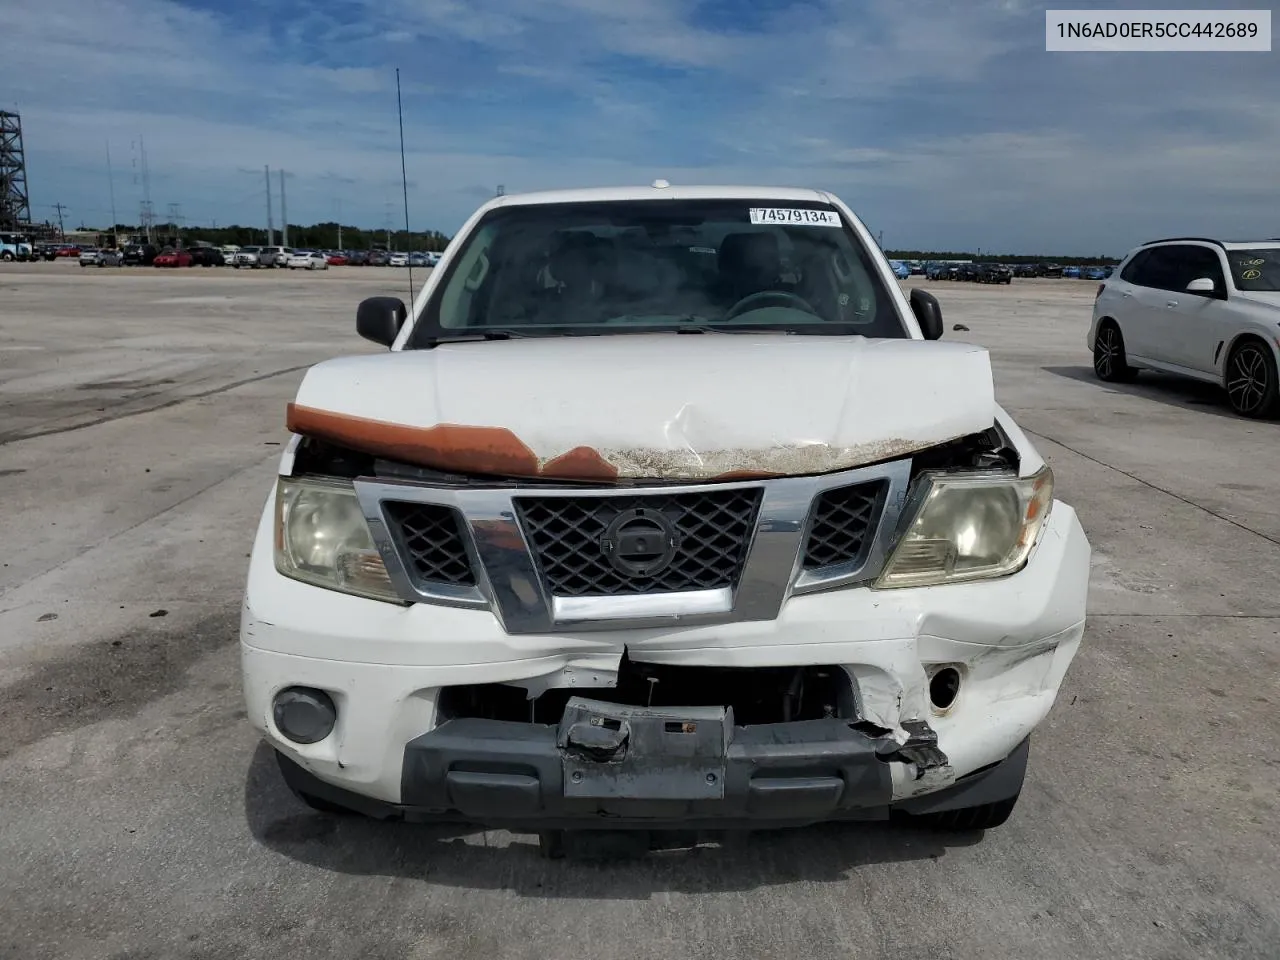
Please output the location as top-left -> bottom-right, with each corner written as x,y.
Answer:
1136,247 -> 1182,290
1178,246 -> 1225,293
1120,250 -> 1151,284
1145,245 -> 1222,293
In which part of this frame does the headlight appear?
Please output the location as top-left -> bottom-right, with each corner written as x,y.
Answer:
274,477 -> 401,602
874,466 -> 1054,589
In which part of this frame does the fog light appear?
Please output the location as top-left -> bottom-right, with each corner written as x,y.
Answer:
272,687 -> 337,744
928,667 -> 961,711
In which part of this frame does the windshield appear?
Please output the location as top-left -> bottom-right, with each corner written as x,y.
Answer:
1226,248 -> 1280,292
408,198 -> 905,346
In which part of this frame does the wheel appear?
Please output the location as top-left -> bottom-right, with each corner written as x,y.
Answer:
1093,321 -> 1138,382
915,794 -> 1020,831
1225,339 -> 1280,418
1,251 -> 13,261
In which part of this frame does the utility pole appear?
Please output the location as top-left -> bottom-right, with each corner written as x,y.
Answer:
264,165 -> 274,246
140,135 -> 154,244
52,202 -> 68,238
496,184 -> 504,197
279,168 -> 288,247
105,141 -> 119,247
335,199 -> 342,250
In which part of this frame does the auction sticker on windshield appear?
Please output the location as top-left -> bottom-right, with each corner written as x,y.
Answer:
749,208 -> 842,227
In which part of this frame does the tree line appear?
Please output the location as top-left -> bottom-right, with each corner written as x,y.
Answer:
884,249 -> 1120,265
100,222 -> 452,251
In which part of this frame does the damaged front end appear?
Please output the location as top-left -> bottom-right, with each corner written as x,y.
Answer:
254,415 -> 1081,836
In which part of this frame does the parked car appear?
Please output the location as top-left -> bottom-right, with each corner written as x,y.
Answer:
888,259 -> 910,280
924,262 -> 950,280
1061,266 -> 1081,279
368,251 -> 391,266
1090,237 -> 1280,417
97,249 -> 125,267
153,248 -> 193,267
346,250 -> 370,266
388,252 -> 409,267
242,183 -> 1090,847
1081,266 -> 1107,281
326,252 -> 348,266
258,246 -> 289,268
78,247 -> 101,267
287,250 -> 329,270
233,246 -> 262,268
976,263 -> 1013,284
0,232 -> 34,261
55,245 -> 81,258
1013,264 -> 1040,279
221,245 -> 241,260
956,263 -> 981,282
1038,263 -> 1064,278
122,243 -> 159,266
188,244 -> 226,267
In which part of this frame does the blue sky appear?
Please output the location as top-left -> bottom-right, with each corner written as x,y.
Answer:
3,0 -> 1277,254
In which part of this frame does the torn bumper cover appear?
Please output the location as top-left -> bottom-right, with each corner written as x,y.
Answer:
275,697 -> 1029,830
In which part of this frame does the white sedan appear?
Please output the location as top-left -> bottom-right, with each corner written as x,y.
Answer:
287,251 -> 329,271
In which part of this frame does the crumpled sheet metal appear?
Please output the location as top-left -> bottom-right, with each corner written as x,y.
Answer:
286,402 -> 954,481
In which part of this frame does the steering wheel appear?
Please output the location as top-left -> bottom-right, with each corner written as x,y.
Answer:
722,289 -> 819,321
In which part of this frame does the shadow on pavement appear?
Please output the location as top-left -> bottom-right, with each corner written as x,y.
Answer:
1040,365 -> 1275,423
243,742 -> 985,897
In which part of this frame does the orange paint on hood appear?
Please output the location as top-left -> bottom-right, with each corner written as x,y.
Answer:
287,403 -> 540,477
540,446 -> 620,481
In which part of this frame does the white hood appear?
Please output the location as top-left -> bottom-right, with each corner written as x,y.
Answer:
287,333 -> 997,480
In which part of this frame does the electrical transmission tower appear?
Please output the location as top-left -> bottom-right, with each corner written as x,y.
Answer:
0,110 -> 33,229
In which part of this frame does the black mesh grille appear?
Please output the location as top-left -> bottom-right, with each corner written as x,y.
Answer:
802,481 -> 886,570
516,488 -> 763,597
383,502 -> 476,586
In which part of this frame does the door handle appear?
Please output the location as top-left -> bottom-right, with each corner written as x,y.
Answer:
1166,300 -> 1178,308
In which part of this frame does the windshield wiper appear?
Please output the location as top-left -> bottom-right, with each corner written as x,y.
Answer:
428,329 -> 527,344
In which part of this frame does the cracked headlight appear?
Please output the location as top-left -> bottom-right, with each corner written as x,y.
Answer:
874,466 -> 1054,589
274,477 -> 400,602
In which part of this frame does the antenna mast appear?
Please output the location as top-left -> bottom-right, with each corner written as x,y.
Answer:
397,67 -> 414,307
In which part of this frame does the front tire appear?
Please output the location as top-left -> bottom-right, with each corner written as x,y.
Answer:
1093,321 -> 1138,382
1225,339 -> 1280,418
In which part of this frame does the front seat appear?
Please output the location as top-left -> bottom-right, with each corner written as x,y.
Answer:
716,232 -> 782,305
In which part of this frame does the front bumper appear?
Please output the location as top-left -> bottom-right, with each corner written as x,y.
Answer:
241,495 -> 1089,815
277,713 -> 1031,830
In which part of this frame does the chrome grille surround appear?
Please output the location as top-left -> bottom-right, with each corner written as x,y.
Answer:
354,457 -> 912,635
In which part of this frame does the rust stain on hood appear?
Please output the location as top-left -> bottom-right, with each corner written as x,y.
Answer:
287,403 -> 939,481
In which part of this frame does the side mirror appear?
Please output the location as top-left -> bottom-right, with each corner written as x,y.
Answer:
1185,277 -> 1217,295
356,296 -> 407,347
909,287 -> 944,340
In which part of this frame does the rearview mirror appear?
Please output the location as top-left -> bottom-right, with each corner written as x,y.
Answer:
356,296 -> 407,347
909,288 -> 944,340
1185,277 -> 1216,294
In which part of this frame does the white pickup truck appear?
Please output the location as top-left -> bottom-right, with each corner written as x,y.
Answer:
240,183 -> 1090,854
